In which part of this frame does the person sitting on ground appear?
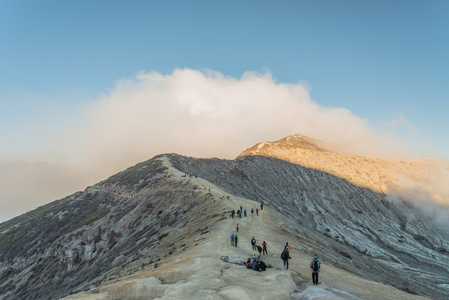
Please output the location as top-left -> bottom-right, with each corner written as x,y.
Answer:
252,258 -> 260,271
246,258 -> 252,269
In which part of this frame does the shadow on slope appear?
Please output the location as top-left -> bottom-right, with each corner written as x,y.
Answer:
167,153 -> 449,299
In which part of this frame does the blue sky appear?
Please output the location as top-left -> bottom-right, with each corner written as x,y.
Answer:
1,0 -> 448,162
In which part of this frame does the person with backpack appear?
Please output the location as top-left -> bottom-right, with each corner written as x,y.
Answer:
256,208 -> 259,216
262,241 -> 268,255
310,255 -> 321,285
252,258 -> 260,272
281,243 -> 291,270
231,210 -> 235,219
234,234 -> 238,247
244,209 -> 247,217
231,233 -> 235,246
236,223 -> 239,233
256,244 -> 262,254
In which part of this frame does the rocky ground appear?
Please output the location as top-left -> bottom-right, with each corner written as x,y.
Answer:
62,161 -> 430,300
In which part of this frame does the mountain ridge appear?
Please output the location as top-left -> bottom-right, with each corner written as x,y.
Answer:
1,135 -> 448,299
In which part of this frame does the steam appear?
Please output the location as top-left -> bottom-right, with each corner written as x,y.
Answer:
386,163 -> 449,231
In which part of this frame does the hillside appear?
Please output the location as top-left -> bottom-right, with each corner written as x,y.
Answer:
1,135 -> 448,299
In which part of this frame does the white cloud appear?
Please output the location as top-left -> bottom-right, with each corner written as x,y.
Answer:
0,68 -> 427,222
55,68 -> 411,174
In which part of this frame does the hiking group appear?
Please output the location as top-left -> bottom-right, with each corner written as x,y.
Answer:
228,201 -> 322,285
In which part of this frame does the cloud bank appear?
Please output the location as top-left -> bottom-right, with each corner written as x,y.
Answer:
0,68 -> 437,222
54,68 -> 410,174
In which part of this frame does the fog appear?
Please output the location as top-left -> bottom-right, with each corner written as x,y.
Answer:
0,68 -> 444,222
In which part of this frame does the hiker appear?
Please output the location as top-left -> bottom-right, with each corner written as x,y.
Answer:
239,210 -> 242,219
251,237 -> 256,251
252,258 -> 260,271
234,234 -> 238,247
236,223 -> 239,233
261,201 -> 264,210
281,243 -> 291,270
244,209 -> 247,217
310,255 -> 321,285
251,208 -> 254,215
262,241 -> 268,255
240,205 -> 242,212
231,233 -> 235,246
231,210 -> 235,219
246,258 -> 252,269
256,244 -> 262,254
256,208 -> 259,216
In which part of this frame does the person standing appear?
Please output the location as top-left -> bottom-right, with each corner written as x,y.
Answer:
236,223 -> 239,233
231,233 -> 235,246
281,243 -> 291,270
234,234 -> 238,247
310,255 -> 321,285
251,237 -> 256,251
244,209 -> 247,217
262,241 -> 268,255
231,209 -> 235,219
251,208 -> 254,215
256,208 -> 259,216
261,201 -> 264,210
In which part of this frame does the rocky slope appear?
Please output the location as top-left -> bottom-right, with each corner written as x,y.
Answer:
1,135 -> 448,299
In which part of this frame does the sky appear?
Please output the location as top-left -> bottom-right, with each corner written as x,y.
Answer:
0,0 -> 448,221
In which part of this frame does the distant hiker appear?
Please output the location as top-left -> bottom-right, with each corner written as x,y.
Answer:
256,244 -> 262,253
236,223 -> 239,233
256,208 -> 259,216
310,255 -> 321,285
231,233 -> 235,246
234,234 -> 238,247
239,210 -> 242,219
251,237 -> 256,251
261,202 -> 264,210
240,205 -> 242,212
244,209 -> 247,217
262,241 -> 268,255
231,210 -> 235,219
281,243 -> 291,270
251,208 -> 254,215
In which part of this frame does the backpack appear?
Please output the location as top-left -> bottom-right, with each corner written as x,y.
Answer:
280,250 -> 288,260
312,259 -> 319,271
259,260 -> 267,271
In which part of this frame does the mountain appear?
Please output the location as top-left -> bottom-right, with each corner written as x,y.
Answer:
1,135 -> 448,299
